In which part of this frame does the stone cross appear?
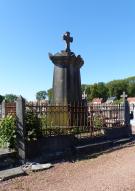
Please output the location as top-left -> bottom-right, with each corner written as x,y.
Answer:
82,89 -> 87,100
120,92 -> 131,130
121,91 -> 127,102
63,32 -> 73,52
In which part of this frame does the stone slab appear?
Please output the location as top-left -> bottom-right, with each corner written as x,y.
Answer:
75,140 -> 112,150
0,148 -> 13,155
0,167 -> 26,181
31,163 -> 52,171
113,138 -> 131,144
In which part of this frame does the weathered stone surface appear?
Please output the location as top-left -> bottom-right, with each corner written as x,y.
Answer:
31,163 -> 52,171
0,167 -> 26,181
0,148 -> 12,156
49,32 -> 84,105
16,96 -> 26,164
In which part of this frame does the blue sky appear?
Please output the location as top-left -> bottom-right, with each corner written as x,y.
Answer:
0,0 -> 135,100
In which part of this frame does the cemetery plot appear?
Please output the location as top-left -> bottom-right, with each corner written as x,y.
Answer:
1,100 -> 126,140
24,102 -> 125,139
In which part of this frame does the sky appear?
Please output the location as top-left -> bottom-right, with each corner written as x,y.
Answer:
0,0 -> 135,100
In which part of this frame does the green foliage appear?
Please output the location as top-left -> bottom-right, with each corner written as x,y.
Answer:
81,76 -> 135,102
126,76 -> 135,84
38,76 -> 135,103
93,115 -> 103,129
25,110 -> 42,141
82,83 -> 108,102
36,88 -> 53,102
5,94 -> 17,103
113,99 -> 123,104
90,84 -> 100,100
47,88 -> 53,102
0,115 -> 16,149
106,80 -> 128,99
37,112 -> 72,135
36,91 -> 47,101
84,85 -> 92,101
128,83 -> 135,97
81,84 -> 87,93
40,114 -> 54,134
0,95 -> 4,103
96,82 -> 109,101
40,114 -> 47,128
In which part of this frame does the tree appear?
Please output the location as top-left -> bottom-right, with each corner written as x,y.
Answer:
90,84 -> 100,100
45,76 -> 135,103
85,85 -> 92,101
126,76 -> 135,84
5,94 -> 17,103
128,83 -> 135,97
36,91 -> 47,101
47,88 -> 53,102
96,82 -> 109,101
0,95 -> 4,103
106,80 -> 128,99
81,84 -> 87,93
81,84 -> 92,101
127,77 -> 135,97
82,83 -> 108,102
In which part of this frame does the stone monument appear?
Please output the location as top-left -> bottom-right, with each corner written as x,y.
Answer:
49,32 -> 84,105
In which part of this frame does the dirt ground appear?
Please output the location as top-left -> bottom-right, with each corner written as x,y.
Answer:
1,142 -> 135,191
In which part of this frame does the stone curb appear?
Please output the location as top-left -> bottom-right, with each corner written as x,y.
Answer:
0,167 -> 26,181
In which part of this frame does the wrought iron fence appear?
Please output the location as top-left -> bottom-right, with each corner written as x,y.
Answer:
5,102 -> 16,116
25,102 -> 125,138
2,101 -> 125,138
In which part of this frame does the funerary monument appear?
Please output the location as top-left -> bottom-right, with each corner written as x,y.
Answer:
49,32 -> 84,105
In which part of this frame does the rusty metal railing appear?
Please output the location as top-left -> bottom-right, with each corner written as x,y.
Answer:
25,102 -> 125,138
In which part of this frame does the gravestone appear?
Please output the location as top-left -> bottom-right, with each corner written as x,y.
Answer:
120,92 -> 131,136
120,91 -> 130,126
49,32 -> 84,105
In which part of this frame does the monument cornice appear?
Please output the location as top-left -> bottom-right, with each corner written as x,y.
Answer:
49,50 -> 84,68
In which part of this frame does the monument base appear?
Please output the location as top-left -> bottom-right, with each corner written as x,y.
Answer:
47,106 -> 69,127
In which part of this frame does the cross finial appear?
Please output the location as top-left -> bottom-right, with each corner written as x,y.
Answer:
63,32 -> 73,52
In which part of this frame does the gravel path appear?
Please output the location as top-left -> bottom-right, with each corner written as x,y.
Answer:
1,144 -> 135,191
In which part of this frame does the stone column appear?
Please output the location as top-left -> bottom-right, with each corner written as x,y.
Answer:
52,62 -> 68,104
16,96 -> 26,164
124,99 -> 132,135
121,94 -> 132,137
68,62 -> 82,104
49,52 -> 84,105
124,99 -> 130,127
